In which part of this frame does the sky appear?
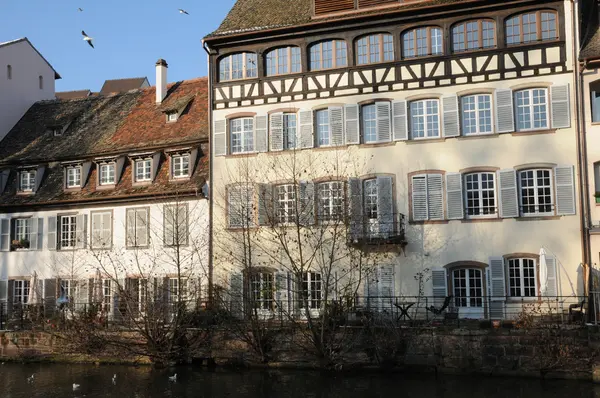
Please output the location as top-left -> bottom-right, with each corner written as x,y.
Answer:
0,0 -> 237,92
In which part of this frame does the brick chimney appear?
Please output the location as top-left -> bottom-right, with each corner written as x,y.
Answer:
155,59 -> 168,103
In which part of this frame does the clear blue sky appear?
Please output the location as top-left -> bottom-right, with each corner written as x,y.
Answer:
0,0 -> 236,92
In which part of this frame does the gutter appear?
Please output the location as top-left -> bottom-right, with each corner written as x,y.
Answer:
203,40 -> 215,307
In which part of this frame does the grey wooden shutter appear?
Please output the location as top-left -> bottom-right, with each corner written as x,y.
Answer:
91,212 -> 102,248
35,218 -> 43,250
365,268 -> 379,310
545,255 -> 558,297
376,102 -> 391,142
0,219 -> 9,252
442,95 -> 460,137
254,115 -> 268,153
376,176 -> 394,237
126,209 -> 136,246
378,264 -> 394,312
28,218 -> 38,251
489,256 -> 506,300
136,210 -> 149,246
101,212 -> 112,248
446,173 -> 464,220
7,280 -> 13,315
77,279 -> 90,307
269,113 -> 284,151
392,100 -> 408,141
411,176 -> 428,221
228,186 -> 242,228
34,166 -> 45,192
47,216 -> 57,250
348,178 -> 363,239
550,84 -> 570,129
44,279 -> 56,315
0,280 -> 6,306
151,153 -> 161,182
554,165 -> 576,216
299,109 -> 314,149
494,88 -> 514,133
330,106 -> 345,146
498,169 -> 518,218
431,269 -> 447,307
275,271 -> 289,315
76,214 -> 87,249
344,104 -> 360,145
257,184 -> 272,226
229,273 -> 243,318
427,174 -> 444,220
164,206 -> 175,246
299,181 -> 315,226
213,119 -> 227,156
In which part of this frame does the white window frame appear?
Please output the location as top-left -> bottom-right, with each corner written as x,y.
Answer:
250,272 -> 274,311
464,172 -> 497,218
276,184 -> 297,225
102,279 -> 112,314
317,181 -> 344,223
518,169 -> 554,216
283,113 -> 297,150
135,158 -> 152,182
66,165 -> 82,188
171,153 -> 190,179
19,170 -> 36,192
452,268 -> 484,309
410,99 -> 440,139
13,279 -> 30,304
315,109 -> 331,147
166,112 -> 178,122
361,103 -> 378,143
461,94 -> 493,135
230,118 -> 254,154
219,52 -> 258,82
98,162 -> 116,186
60,279 -> 77,302
91,210 -> 112,249
507,258 -> 537,298
59,215 -> 77,249
300,272 -> 322,310
515,88 -> 549,132
13,218 -> 32,249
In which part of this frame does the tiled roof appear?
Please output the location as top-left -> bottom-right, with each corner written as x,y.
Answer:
581,27 -> 600,61
206,0 -> 469,39
55,90 -> 92,100
0,37 -> 61,79
99,77 -> 149,95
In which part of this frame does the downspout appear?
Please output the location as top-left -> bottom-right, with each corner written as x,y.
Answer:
202,40 -> 214,307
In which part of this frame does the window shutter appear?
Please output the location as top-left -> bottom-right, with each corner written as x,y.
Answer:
299,109 -> 314,149
489,256 -> 506,300
329,106 -> 345,146
269,113 -> 284,151
299,181 -> 315,226
213,119 -> 227,156
445,172 -> 464,220
28,218 -> 38,251
257,184 -> 273,226
551,84 -> 570,129
554,165 -> 576,216
126,209 -> 136,246
7,280 -> 13,314
36,218 -> 43,250
411,176 -> 428,221
378,264 -> 394,311
275,271 -> 289,314
101,212 -> 112,248
0,280 -> 6,303
254,115 -> 268,153
0,170 -> 9,193
164,206 -> 175,246
497,169 -> 519,218
427,174 -> 444,220
545,255 -> 558,297
364,268 -> 380,310
92,213 -> 102,248
431,269 -> 447,307
344,104 -> 360,144
76,279 -> 90,305
34,166 -> 45,192
178,205 -> 189,246
136,210 -> 148,246
494,88 -> 514,133
47,216 -> 57,251
0,219 -> 9,252
392,100 -> 408,141
75,214 -> 87,249
229,273 -> 243,318
376,102 -> 391,142
228,186 -> 243,229
348,178 -> 363,239
442,95 -> 460,137
376,176 -> 394,237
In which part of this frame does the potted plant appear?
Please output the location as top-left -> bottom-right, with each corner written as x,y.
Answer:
11,239 -> 30,250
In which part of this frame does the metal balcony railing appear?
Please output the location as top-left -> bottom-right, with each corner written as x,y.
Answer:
348,213 -> 406,246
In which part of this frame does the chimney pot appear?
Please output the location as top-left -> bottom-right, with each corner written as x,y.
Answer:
156,59 -> 168,104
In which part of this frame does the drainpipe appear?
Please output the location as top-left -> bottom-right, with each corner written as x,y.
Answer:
202,40 -> 214,308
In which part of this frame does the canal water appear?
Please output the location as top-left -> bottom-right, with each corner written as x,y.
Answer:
0,363 -> 598,397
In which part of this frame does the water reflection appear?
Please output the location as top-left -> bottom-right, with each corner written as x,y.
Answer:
0,363 -> 598,398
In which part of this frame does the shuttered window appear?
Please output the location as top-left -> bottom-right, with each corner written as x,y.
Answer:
361,102 -> 391,143
410,99 -> 440,139
126,208 -> 149,247
318,181 -> 344,223
60,215 -> 77,249
228,185 -> 255,228
356,33 -> 394,65
309,40 -> 347,71
13,280 -> 30,304
461,94 -> 493,135
275,184 -> 296,224
402,27 -> 443,58
265,47 -> 301,76
219,52 -> 257,82
230,118 -> 254,154
91,211 -> 112,249
506,11 -> 558,45
283,113 -> 297,150
519,169 -> 553,216
250,272 -> 274,310
301,272 -> 322,309
411,174 -> 444,221
452,268 -> 483,308
164,204 -> 189,246
508,258 -> 537,297
452,20 -> 496,52
171,154 -> 190,178
515,88 -> 548,131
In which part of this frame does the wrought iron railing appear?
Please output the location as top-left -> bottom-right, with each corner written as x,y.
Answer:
348,213 -> 406,245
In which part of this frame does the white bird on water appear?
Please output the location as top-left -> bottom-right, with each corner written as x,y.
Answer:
168,373 -> 177,382
27,374 -> 34,384
112,374 -> 117,385
81,30 -> 94,49
73,383 -> 80,391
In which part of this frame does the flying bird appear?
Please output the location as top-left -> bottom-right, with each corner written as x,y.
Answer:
81,31 -> 94,48
73,383 -> 81,391
178,9 -> 189,15
78,8 -> 83,12
168,373 -> 177,382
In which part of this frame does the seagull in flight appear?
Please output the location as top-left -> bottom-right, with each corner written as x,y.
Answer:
168,373 -> 177,382
78,8 -> 83,12
81,31 -> 94,48
178,9 -> 189,15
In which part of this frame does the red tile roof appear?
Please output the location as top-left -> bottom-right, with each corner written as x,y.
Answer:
99,77 -> 149,95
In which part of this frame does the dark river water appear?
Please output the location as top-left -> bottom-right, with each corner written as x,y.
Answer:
0,363 -> 598,398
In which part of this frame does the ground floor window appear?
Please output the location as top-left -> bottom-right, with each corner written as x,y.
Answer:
13,280 -> 30,304
300,272 -> 322,310
508,258 -> 537,297
452,268 -> 483,308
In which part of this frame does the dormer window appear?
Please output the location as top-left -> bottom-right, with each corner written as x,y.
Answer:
167,112 -> 178,122
135,158 -> 152,182
98,162 -> 116,185
52,128 -> 62,137
66,165 -> 82,188
171,153 -> 190,179
19,170 -> 36,192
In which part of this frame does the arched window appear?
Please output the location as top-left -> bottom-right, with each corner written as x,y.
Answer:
451,267 -> 484,318
452,20 -> 496,52
219,52 -> 257,82
507,258 -> 537,297
356,33 -> 394,65
505,10 -> 558,45
265,46 -> 301,76
38,75 -> 43,90
518,168 -> 553,216
402,27 -> 443,59
309,40 -> 347,71
6,65 -> 11,80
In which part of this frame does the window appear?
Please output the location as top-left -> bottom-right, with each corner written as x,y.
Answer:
59,215 -> 77,249
250,272 -> 274,310
461,94 -> 493,135
60,279 -> 77,302
265,46 -> 301,76
300,272 -> 322,310
452,268 -> 483,309
508,258 -> 537,297
316,109 -> 330,146
356,33 -> 394,65
515,88 -> 548,131
283,113 -> 297,150
135,158 -> 152,182
168,278 -> 188,303
126,208 -> 149,247
452,20 -> 496,52
591,81 -> 600,123
164,204 -> 189,246
91,211 -> 112,249
464,172 -> 496,218
19,170 -> 35,192
7,65 -> 11,80
402,27 -> 443,58
39,75 -> 43,90
102,279 -> 112,314
66,166 -> 82,188
13,280 -> 30,304
364,179 -> 378,220
410,99 -> 440,139
13,218 -> 33,249
230,118 -> 254,154
98,163 -> 116,185
228,185 -> 255,228
275,184 -> 296,224
171,153 -> 190,178
519,169 -> 553,215
309,40 -> 347,71
506,11 -> 557,45
318,181 -> 344,223
219,52 -> 258,81
362,104 -> 377,143
167,112 -> 178,122
52,128 -> 62,137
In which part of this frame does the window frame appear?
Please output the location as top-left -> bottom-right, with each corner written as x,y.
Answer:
66,165 -> 82,188
402,26 -> 443,59
514,88 -> 549,132
275,184 -> 297,225
309,39 -> 348,71
361,103 -> 378,144
507,257 -> 538,298
356,33 -> 394,65
518,168 -> 554,217
464,172 -> 497,219
300,271 -> 322,310
461,93 -> 494,135
283,113 -> 297,150
171,153 -> 191,179
19,170 -> 36,192
134,158 -> 153,182
218,52 -> 258,82
315,109 -> 331,147
98,162 -> 116,186
410,99 -> 441,139
250,272 -> 275,311
230,117 -> 254,154
452,19 -> 497,53
228,185 -> 255,229
166,112 -> 178,122
13,279 -> 30,304
164,204 -> 189,247
126,207 -> 150,248
265,46 -> 302,77
317,181 -> 345,224
451,268 -> 484,309
505,10 -> 559,46
13,218 -> 33,250
59,215 -> 77,249
90,210 -> 113,250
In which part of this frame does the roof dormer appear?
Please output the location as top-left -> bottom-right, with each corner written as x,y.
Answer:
160,94 -> 194,123
47,120 -> 72,137
313,0 -> 407,17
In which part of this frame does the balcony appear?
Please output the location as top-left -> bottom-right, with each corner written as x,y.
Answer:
348,213 -> 406,247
